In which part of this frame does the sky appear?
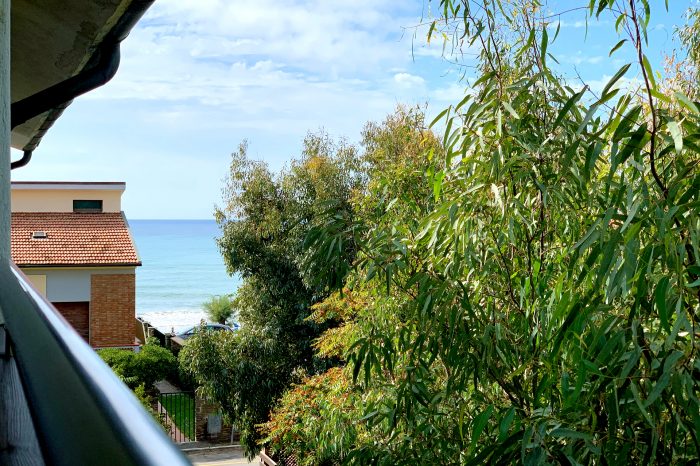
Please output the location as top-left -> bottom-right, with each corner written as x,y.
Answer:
10,1 -> 694,219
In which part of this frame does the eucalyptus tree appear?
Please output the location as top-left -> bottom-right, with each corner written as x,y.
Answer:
182,133 -> 363,456
304,1 -> 700,463
264,107 -> 446,463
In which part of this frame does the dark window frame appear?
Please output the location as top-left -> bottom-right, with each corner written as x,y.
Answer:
73,199 -> 103,213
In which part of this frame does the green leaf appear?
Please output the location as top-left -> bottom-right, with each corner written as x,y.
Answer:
433,171 -> 445,201
491,183 -> 504,213
359,410 -> 379,422
443,116 -> 454,148
551,428 -> 593,441
472,71 -> 496,89
615,13 -> 626,33
553,18 -> 561,42
630,382 -> 655,428
577,104 -> 598,135
614,126 -> 648,167
596,0 -> 607,16
470,405 -> 493,452
427,21 -> 436,44
499,407 -> 515,439
430,107 -> 450,128
574,219 -> 601,252
595,88 -> 620,107
674,92 -> 699,114
455,93 -> 471,112
540,27 -> 548,66
667,120 -> 683,154
596,234 -> 620,288
620,198 -> 641,232
643,0 -> 651,30
502,101 -> 520,119
553,88 -> 585,130
609,39 -> 626,56
601,64 -> 631,97
352,342 -> 365,383
655,276 -> 670,332
553,299 -> 589,355
642,54 -> 656,90
619,348 -> 641,380
645,351 -> 683,407
650,88 -> 671,104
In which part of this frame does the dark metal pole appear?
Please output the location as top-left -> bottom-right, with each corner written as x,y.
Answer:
0,0 -> 8,259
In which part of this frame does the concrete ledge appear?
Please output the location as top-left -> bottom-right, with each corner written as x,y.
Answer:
180,443 -> 241,453
183,444 -> 258,465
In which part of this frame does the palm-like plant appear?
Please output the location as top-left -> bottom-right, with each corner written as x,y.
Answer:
202,294 -> 235,325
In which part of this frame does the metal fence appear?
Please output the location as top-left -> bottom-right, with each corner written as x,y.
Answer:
158,391 -> 196,443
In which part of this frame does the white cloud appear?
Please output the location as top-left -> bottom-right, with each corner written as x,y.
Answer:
430,83 -> 469,103
551,18 -> 610,29
560,52 -> 605,65
18,0 -> 481,218
111,0 -> 422,93
81,0 -> 472,140
394,72 -> 426,88
557,19 -> 588,29
87,1 -> 457,113
564,74 -> 643,107
583,75 -> 643,97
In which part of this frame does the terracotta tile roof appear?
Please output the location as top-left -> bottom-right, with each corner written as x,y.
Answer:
11,212 -> 141,267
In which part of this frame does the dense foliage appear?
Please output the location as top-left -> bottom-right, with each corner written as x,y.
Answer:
99,338 -> 177,389
181,1 -> 700,463
181,132 -> 364,455
264,1 -> 700,464
263,107 -> 445,462
99,339 -> 176,429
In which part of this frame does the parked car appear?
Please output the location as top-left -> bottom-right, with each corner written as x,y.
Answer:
176,322 -> 239,340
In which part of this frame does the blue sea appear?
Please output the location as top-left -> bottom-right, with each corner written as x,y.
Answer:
129,219 -> 240,332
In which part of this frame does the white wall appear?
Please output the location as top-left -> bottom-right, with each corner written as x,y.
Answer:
21,267 -> 135,302
11,187 -> 123,213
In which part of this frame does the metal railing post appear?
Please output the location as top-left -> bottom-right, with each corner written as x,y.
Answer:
0,0 -> 9,265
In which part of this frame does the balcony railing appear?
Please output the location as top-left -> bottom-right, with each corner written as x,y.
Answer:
0,263 -> 190,465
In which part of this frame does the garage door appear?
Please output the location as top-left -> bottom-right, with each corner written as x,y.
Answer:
53,302 -> 89,342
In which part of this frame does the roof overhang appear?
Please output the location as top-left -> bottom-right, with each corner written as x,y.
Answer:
10,0 -> 153,152
11,181 -> 126,191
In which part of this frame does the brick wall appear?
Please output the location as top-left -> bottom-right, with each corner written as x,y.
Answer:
195,392 -> 234,443
90,274 -> 135,347
53,301 -> 89,342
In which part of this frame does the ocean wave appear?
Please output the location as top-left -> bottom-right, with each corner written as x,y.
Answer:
137,308 -> 209,333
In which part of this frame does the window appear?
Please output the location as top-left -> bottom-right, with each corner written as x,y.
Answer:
73,199 -> 103,213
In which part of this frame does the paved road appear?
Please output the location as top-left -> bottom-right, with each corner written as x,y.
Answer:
185,447 -> 258,466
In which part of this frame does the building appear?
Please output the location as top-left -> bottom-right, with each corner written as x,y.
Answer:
10,181 -> 141,348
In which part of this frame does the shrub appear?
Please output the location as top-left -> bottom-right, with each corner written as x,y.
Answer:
202,294 -> 235,325
99,347 -> 139,387
133,342 -> 177,387
99,339 -> 177,389
133,383 -> 169,431
263,367 -> 365,466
